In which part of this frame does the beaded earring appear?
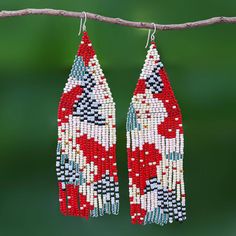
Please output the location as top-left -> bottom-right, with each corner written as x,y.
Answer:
126,25 -> 186,225
56,13 -> 119,219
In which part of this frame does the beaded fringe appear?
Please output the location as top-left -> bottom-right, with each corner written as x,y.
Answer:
56,32 -> 119,219
127,42 -> 186,225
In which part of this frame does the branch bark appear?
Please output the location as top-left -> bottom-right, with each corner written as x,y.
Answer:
0,8 -> 236,30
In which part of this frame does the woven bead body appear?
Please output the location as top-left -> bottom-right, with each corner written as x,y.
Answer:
127,42 -> 186,225
56,32 -> 119,219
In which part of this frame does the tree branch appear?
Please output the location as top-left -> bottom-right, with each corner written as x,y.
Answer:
0,8 -> 236,30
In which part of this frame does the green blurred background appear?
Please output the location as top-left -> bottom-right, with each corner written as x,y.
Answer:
0,1 -> 236,236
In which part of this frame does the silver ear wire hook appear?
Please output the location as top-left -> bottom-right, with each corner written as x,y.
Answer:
145,28 -> 151,48
151,23 -> 156,41
78,11 -> 87,36
82,11 -> 87,31
145,23 -> 157,48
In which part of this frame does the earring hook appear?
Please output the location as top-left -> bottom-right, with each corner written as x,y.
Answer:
82,11 -> 87,31
145,23 -> 157,48
151,23 -> 156,41
78,11 -> 87,36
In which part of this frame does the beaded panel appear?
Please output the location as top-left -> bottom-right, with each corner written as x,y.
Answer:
56,32 -> 119,219
126,42 -> 186,225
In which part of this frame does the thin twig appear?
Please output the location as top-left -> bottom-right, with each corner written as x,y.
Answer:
0,8 -> 235,30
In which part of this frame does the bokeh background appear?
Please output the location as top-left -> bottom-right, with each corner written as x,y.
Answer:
0,1 -> 236,236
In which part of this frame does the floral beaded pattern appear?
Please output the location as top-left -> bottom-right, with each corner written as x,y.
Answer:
56,32 -> 119,219
126,42 -> 186,225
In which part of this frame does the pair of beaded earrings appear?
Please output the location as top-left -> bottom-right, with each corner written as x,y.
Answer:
56,14 -> 186,225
